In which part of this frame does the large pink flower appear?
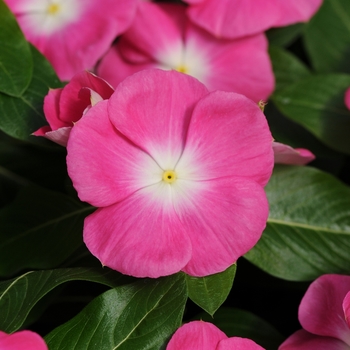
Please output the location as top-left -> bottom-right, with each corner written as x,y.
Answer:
279,274 -> 350,349
33,71 -> 114,146
5,0 -> 138,80
0,330 -> 48,350
166,321 -> 265,350
66,69 -> 274,278
184,0 -> 323,39
97,2 -> 274,102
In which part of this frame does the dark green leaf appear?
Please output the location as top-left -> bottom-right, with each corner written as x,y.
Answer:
245,165 -> 350,281
304,0 -> 350,73
0,44 -> 61,142
46,274 -> 187,350
0,267 -> 131,333
195,307 -> 284,350
267,23 -> 304,47
269,45 -> 311,93
0,185 -> 93,277
0,0 -> 32,96
272,74 -> 350,154
186,264 -> 236,316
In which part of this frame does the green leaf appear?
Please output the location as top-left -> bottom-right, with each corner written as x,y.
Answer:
245,165 -> 350,281
272,74 -> 350,154
45,274 -> 187,350
195,307 -> 284,350
0,0 -> 32,96
186,264 -> 236,316
0,267 -> 132,333
269,45 -> 311,93
0,44 -> 61,142
0,185 -> 94,277
304,0 -> 350,73
267,23 -> 304,47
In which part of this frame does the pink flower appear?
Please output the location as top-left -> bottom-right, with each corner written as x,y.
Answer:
279,274 -> 350,349
97,2 -> 274,103
183,0 -> 323,39
5,0 -> 138,80
33,71 -> 114,146
66,69 -> 274,278
166,321 -> 265,350
272,142 -> 315,165
0,330 -> 48,350
345,88 -> 350,110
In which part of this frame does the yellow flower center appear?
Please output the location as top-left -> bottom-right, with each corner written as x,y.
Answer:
47,3 -> 60,15
162,170 -> 177,184
176,65 -> 188,74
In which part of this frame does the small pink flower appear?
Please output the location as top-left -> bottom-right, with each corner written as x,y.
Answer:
66,69 -> 274,278
183,0 -> 323,39
345,88 -> 350,110
33,71 -> 114,146
97,2 -> 274,102
0,330 -> 48,350
279,274 -> 350,349
166,321 -> 265,350
272,142 -> 315,165
5,0 -> 138,80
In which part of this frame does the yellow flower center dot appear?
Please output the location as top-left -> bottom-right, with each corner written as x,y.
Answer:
176,65 -> 188,74
47,3 -> 60,15
162,170 -> 177,184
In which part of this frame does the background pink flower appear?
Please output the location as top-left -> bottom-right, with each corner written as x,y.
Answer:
345,88 -> 350,110
66,69 -> 274,278
97,2 -> 274,102
184,0 -> 323,39
279,274 -> 350,349
5,0 -> 139,80
166,321 -> 265,350
33,71 -> 114,146
0,330 -> 48,350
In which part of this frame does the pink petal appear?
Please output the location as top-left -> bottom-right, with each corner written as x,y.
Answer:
299,274 -> 350,345
217,337 -> 265,350
83,185 -> 192,278
186,0 -> 323,39
272,142 -> 315,165
107,69 -> 209,170
43,88 -> 66,130
179,177 -> 269,276
7,0 -> 139,80
184,24 -> 274,101
34,126 -> 72,147
67,100 -> 162,207
345,88 -> 350,110
279,329 -> 349,350
0,330 -> 48,350
178,91 -> 274,186
166,321 -> 227,350
343,291 -> 350,330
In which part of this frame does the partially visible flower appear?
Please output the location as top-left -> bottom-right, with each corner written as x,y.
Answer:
98,2 -> 274,102
279,274 -> 350,350
66,69 -> 274,278
0,330 -> 48,350
33,71 -> 114,146
183,0 -> 323,39
166,321 -> 265,350
272,142 -> 315,165
345,88 -> 350,110
4,0 -> 138,80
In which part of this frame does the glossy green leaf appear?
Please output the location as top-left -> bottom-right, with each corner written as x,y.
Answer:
195,307 -> 284,350
46,274 -> 187,350
272,74 -> 350,154
0,267 -> 131,333
304,0 -> 350,73
0,44 -> 61,142
186,264 -> 236,316
245,165 -> 350,281
0,185 -> 94,277
0,0 -> 32,96
267,23 -> 304,47
269,45 -> 311,93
